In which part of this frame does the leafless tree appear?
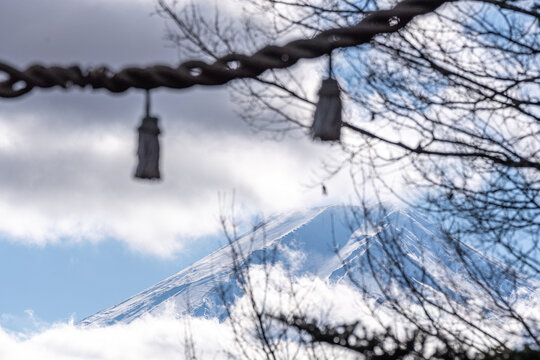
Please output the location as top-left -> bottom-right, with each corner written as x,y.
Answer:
339,204 -> 538,352
156,0 -> 539,356
155,0 -> 538,278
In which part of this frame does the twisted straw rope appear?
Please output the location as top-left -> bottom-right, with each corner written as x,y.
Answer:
0,0 -> 449,98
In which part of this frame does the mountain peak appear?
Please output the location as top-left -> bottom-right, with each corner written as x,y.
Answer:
80,206 -> 531,327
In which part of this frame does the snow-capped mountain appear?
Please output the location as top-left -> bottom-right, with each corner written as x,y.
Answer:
80,206 -> 533,327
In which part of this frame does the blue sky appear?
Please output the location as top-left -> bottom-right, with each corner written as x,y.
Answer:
0,233 -> 226,332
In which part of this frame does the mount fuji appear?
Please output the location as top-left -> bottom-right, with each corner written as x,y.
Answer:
80,206 -> 534,327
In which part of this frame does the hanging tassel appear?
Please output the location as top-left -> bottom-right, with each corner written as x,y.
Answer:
311,53 -> 342,141
135,90 -> 161,180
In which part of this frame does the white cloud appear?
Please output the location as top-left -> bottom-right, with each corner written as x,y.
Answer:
0,100 -> 354,256
0,273 -> 367,360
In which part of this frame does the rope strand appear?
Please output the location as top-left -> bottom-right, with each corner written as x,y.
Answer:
328,52 -> 333,79
0,0 -> 450,99
145,90 -> 151,117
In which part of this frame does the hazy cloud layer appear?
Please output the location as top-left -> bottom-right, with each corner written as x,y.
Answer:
1,266 -> 536,360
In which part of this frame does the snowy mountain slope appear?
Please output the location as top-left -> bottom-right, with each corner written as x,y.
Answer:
80,206 -> 534,327
328,210 -> 532,305
80,207 -> 331,326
